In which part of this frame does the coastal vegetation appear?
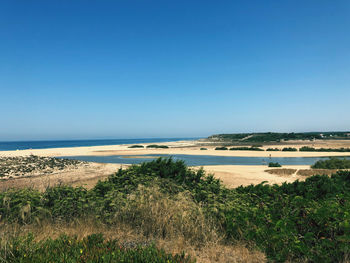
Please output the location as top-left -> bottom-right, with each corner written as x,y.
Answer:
296,169 -> 337,177
268,162 -> 281,167
311,157 -> 350,169
0,155 -> 84,178
266,148 -> 280,151
146,145 -> 169,149
281,147 -> 298,152
128,145 -> 144,148
299,146 -> 350,152
214,146 -> 228,150
1,234 -> 192,263
207,145 -> 350,153
229,147 -> 264,151
265,168 -> 296,176
1,158 -> 350,262
200,147 -> 207,150
265,168 -> 341,177
208,132 -> 350,143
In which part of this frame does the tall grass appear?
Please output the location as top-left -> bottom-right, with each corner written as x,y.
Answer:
112,185 -> 219,245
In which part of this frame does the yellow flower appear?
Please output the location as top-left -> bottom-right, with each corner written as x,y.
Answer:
80,249 -> 83,254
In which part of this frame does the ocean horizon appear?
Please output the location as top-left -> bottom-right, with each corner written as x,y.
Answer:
0,137 -> 200,151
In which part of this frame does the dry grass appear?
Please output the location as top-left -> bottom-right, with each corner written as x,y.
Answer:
296,169 -> 338,177
0,219 -> 265,263
112,185 -> 219,245
266,168 -> 339,177
265,168 -> 297,176
0,186 -> 266,263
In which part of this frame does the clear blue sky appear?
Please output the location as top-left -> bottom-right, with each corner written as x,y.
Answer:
1,1 -> 349,141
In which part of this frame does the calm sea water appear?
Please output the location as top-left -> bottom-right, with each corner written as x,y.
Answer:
0,138 -> 199,151
60,154 -> 350,166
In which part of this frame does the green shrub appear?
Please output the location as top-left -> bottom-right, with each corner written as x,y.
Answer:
0,189 -> 47,224
229,147 -> 264,151
43,186 -> 90,219
311,157 -> 350,169
266,148 -> 280,151
268,162 -> 282,167
146,145 -> 169,149
128,145 -> 144,148
282,147 -> 298,152
299,146 -> 316,151
300,146 -> 350,152
215,147 -> 228,150
200,148 -> 207,150
230,171 -> 350,262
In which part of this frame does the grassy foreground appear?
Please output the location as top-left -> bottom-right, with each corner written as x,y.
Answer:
1,158 -> 350,262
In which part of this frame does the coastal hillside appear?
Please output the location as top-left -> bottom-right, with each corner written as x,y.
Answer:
1,158 -> 349,262
207,132 -> 350,143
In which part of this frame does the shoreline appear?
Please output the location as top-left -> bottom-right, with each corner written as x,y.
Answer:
2,139 -> 349,189
1,140 -> 350,158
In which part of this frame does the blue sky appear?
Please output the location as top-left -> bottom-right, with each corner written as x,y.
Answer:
1,1 -> 349,141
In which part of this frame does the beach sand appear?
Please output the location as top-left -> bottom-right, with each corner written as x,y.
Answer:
1,139 -> 349,190
1,140 -> 350,158
200,165 -> 308,188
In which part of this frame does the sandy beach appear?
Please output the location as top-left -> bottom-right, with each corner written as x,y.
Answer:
1,139 -> 349,189
1,139 -> 350,158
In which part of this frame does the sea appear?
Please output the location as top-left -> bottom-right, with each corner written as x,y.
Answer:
0,138 -> 199,151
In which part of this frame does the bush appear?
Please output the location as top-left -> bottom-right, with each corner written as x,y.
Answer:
300,146 -> 350,152
128,145 -> 144,148
215,147 -> 228,150
299,146 -> 316,151
268,162 -> 282,167
229,147 -> 264,151
230,171 -> 350,262
266,148 -> 280,151
200,148 -> 207,150
282,147 -> 298,152
0,189 -> 47,224
146,145 -> 169,149
311,157 -> 350,169
43,186 -> 89,219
